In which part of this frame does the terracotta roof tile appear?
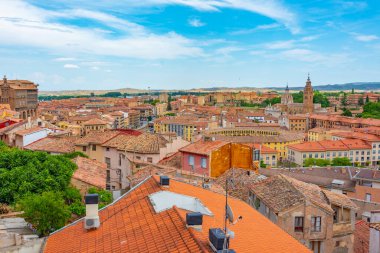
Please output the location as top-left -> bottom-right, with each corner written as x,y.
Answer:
83,118 -> 108,125
354,220 -> 369,253
24,136 -> 79,153
250,174 -> 333,213
75,131 -> 120,146
72,157 -> 107,189
179,140 -> 229,156
44,176 -> 310,253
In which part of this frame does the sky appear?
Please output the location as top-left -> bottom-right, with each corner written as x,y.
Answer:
0,0 -> 379,91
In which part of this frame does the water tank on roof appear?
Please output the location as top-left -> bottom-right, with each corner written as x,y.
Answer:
186,212 -> 203,226
209,228 -> 230,252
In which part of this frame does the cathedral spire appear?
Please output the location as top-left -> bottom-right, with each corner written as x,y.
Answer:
307,73 -> 310,82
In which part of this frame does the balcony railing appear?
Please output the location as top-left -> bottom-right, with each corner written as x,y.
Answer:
333,222 -> 353,236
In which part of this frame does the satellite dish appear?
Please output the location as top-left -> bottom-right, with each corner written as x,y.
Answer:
226,204 -> 234,223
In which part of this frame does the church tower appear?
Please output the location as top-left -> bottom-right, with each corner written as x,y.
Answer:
281,83 -> 293,105
303,74 -> 314,113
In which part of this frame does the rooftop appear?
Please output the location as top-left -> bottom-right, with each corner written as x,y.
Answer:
72,157 -> 107,189
24,136 -> 79,154
75,131 -> 120,146
354,220 -> 369,253
179,140 -> 229,156
43,176 -> 309,253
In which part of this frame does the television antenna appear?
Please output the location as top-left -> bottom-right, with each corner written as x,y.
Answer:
223,168 -> 243,252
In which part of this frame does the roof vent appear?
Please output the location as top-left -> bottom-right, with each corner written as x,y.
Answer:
209,228 -> 235,253
84,194 -> 100,230
160,175 -> 170,187
186,212 -> 203,231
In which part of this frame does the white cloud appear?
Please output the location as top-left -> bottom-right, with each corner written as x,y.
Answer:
230,23 -> 281,35
266,40 -> 295,49
54,57 -> 76,61
354,34 -> 379,42
0,0 -> 204,60
64,64 -> 80,69
281,49 -> 324,62
188,18 -> 205,27
130,0 -> 299,33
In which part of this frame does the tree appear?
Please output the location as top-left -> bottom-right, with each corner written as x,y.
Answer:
167,94 -> 172,111
88,187 -> 112,208
341,92 -> 347,106
334,106 -> 337,112
313,91 -> 330,108
332,157 -> 351,166
361,102 -> 380,119
292,91 -> 303,103
366,95 -> 370,104
303,158 -> 331,167
351,88 -> 354,94
260,160 -> 266,168
358,97 -> 364,106
17,192 -> 71,236
0,147 -> 77,204
341,108 -> 352,117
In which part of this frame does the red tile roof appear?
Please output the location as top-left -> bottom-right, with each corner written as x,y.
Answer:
354,220 -> 369,253
24,136 -> 79,154
43,176 -> 310,253
72,157 -> 107,189
179,140 -> 229,156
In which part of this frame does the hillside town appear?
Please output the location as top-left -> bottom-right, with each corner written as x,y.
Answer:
1,73 -> 380,253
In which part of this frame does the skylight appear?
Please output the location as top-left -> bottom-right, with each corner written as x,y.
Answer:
149,191 -> 213,216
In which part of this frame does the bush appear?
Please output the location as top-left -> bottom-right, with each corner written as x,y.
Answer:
88,188 -> 112,208
304,158 -> 331,167
17,192 -> 71,236
332,157 -> 351,166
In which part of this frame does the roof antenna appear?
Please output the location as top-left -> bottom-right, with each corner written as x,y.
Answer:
223,168 -> 242,252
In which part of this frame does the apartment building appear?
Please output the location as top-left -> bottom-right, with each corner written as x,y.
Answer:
279,114 -> 308,132
249,174 -> 358,253
0,76 -> 38,119
287,139 -> 374,166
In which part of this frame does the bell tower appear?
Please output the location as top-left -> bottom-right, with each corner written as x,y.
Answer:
303,73 -> 314,113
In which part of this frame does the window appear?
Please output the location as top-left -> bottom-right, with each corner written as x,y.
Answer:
303,154 -> 306,158
201,157 -> 207,168
106,170 -> 110,182
105,158 -> 111,168
106,147 -> 110,151
311,216 -> 321,232
294,217 -> 304,232
147,157 -> 153,163
82,146 -> 87,152
366,193 -> 372,202
310,241 -> 321,253
135,156 -> 141,160
188,155 -> 194,166
92,144 -> 96,151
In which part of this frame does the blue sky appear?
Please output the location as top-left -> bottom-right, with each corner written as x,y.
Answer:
0,0 -> 379,91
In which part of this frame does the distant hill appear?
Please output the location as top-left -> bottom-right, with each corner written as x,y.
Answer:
39,82 -> 380,96
272,82 -> 380,91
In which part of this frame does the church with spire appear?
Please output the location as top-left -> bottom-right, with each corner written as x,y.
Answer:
265,74 -> 324,117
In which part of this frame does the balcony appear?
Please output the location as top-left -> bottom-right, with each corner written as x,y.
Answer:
333,222 -> 353,236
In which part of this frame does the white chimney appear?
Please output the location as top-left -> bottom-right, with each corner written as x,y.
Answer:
84,194 -> 100,230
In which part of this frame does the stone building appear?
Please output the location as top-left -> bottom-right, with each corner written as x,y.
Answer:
304,74 -> 314,113
249,174 -> 358,253
0,76 -> 38,119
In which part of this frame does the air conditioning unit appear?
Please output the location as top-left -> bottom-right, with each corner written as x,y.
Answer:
84,217 -> 100,229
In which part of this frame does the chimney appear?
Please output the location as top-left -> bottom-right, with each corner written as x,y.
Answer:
160,175 -> 170,187
84,194 -> 100,230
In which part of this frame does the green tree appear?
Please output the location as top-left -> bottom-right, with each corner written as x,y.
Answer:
304,158 -> 331,167
260,160 -> 266,168
292,91 -> 303,103
358,97 -> 364,106
0,148 -> 76,204
62,151 -> 88,159
88,187 -> 112,208
366,95 -> 370,104
313,91 -> 330,108
341,92 -> 347,106
167,94 -> 172,111
361,102 -> 380,119
351,88 -> 354,94
17,192 -> 71,236
332,157 -> 351,166
341,108 -> 352,117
